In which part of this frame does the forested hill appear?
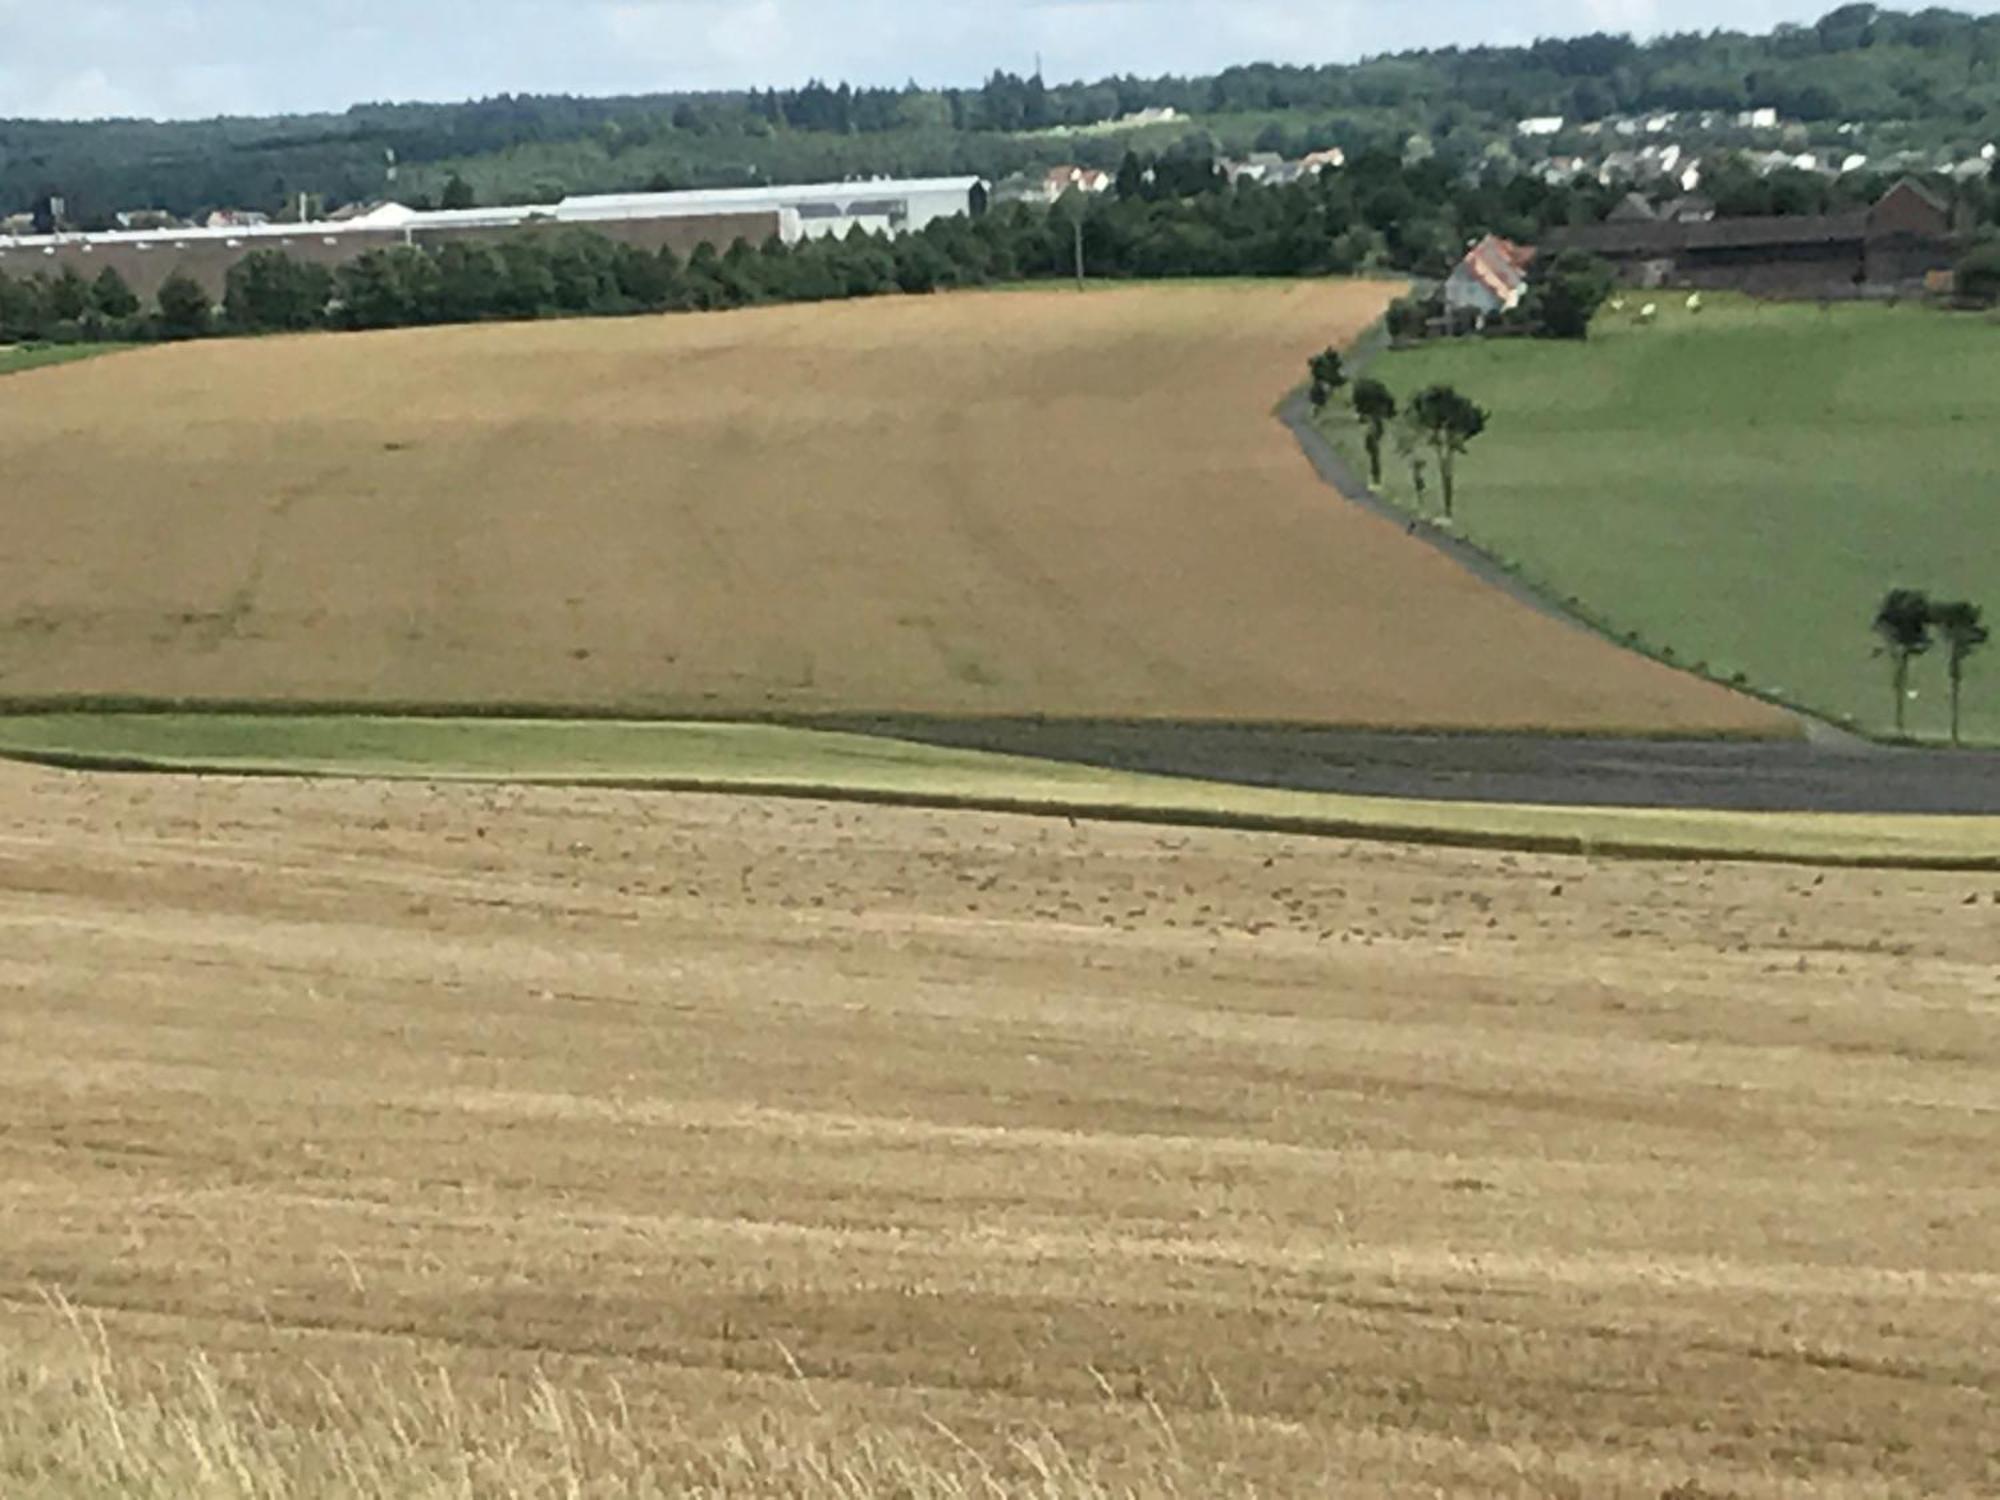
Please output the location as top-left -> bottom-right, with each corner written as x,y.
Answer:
7,3 -> 2000,222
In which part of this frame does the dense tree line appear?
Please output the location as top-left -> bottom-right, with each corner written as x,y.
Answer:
0,150 -> 1630,350
9,7 -> 2000,225
0,264 -> 145,342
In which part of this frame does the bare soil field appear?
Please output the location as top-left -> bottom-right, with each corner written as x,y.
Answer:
824,715 -> 2000,815
0,285 -> 1781,735
1,766 -> 1994,1496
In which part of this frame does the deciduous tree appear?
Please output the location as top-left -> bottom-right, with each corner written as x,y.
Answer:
225,251 -> 333,331
91,266 -> 141,320
1393,414 -> 1431,512
48,266 -> 92,322
1873,588 -> 1934,736
1352,377 -> 1397,486
1528,249 -> 1616,339
155,272 -> 212,339
1307,348 -> 1348,415
1930,600 -> 1989,745
1410,384 -> 1488,519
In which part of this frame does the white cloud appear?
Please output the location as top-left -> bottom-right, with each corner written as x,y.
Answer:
10,67 -> 147,121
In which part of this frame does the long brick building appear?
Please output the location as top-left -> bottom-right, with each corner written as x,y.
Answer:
1544,179 -> 1956,297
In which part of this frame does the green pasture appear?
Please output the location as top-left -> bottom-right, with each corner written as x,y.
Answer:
0,344 -> 126,377
1323,296 -> 2000,744
1,713 -> 1993,870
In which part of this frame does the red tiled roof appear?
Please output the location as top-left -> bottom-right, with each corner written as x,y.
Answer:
1457,234 -> 1536,303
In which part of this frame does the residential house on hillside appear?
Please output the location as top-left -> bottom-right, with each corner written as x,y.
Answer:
1661,194 -> 1716,224
1607,193 -> 1659,224
1223,152 -> 1289,186
1443,235 -> 1536,328
1034,165 -> 1113,201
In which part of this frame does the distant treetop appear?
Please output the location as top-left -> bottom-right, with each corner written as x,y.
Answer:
7,6 -> 2000,222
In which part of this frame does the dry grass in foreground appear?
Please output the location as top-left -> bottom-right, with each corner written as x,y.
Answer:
6,1300 -> 1240,1500
0,283 -> 1781,734
0,763 -> 1994,1497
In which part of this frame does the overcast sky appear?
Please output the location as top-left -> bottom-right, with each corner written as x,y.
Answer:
2,1 -> 1994,123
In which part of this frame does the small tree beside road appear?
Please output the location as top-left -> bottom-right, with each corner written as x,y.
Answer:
1393,414 -> 1430,511
1873,588 -> 1934,736
1307,347 -> 1347,413
1930,600 -> 1990,746
1410,384 -> 1488,520
1352,378 -> 1397,487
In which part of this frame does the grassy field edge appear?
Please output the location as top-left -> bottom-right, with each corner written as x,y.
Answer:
0,692 -> 1801,743
1308,397 -> 1836,739
1293,326 -> 1821,745
0,344 -> 132,378
1321,297 -> 2000,746
4,716 -> 1995,872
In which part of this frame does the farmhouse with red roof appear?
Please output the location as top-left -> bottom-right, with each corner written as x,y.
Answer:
1443,234 -> 1538,326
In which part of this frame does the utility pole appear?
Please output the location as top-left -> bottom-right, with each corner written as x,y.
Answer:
1072,206 -> 1086,290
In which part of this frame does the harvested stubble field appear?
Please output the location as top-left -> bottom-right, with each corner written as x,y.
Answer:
2,764 -> 1995,1497
0,284 -> 1781,735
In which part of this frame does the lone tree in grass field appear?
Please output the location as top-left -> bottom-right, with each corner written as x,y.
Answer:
1873,588 -> 1934,736
1307,347 -> 1347,414
1352,378 -> 1398,487
1930,600 -> 1990,746
1410,384 -> 1488,520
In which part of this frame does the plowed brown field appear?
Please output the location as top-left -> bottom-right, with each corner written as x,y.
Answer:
0,286 -> 1783,733
2,766 -> 1994,1496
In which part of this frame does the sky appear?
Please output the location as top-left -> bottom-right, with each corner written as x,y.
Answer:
0,1 -> 1994,123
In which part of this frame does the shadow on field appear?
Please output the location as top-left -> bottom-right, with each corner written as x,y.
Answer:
811,716 -> 2000,815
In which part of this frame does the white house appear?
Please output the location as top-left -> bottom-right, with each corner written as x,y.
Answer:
1516,117 -> 1566,138
1035,165 -> 1114,201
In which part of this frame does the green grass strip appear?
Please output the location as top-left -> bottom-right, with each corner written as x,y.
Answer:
0,344 -> 131,377
1,714 -> 1994,871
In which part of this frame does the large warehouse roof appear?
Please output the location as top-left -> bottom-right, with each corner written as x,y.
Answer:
553,177 -> 985,221
0,176 -> 986,253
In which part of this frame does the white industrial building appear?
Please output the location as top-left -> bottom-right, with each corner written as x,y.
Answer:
0,176 -> 989,255
553,177 -> 987,242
